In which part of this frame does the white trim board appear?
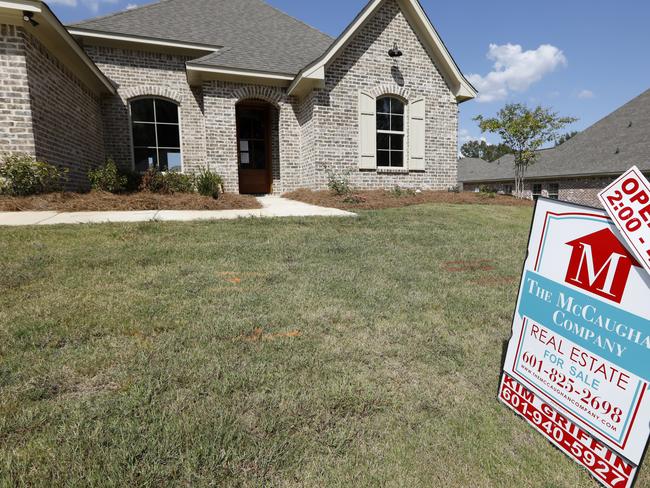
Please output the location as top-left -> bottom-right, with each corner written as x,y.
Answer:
186,64 -> 294,87
68,28 -> 222,54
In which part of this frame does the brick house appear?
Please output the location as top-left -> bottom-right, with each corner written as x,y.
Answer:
0,0 -> 476,194
458,88 -> 650,207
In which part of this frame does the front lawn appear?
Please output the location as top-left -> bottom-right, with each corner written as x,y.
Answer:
0,204 -> 641,486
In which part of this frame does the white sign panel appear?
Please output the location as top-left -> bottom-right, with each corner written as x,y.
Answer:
500,197 -> 650,487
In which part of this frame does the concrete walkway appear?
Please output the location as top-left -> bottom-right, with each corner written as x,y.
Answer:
0,196 -> 355,227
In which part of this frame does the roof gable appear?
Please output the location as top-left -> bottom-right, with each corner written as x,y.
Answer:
287,0 -> 476,101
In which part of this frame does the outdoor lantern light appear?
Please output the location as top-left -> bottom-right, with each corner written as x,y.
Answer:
388,42 -> 403,58
22,11 -> 39,27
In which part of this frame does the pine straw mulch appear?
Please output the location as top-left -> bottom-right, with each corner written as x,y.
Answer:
0,191 -> 262,212
283,189 -> 533,211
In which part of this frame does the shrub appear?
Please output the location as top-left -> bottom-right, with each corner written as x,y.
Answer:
343,194 -> 366,205
124,171 -> 143,193
389,186 -> 416,198
140,168 -> 195,194
0,153 -> 67,196
139,168 -> 165,193
0,175 -> 8,195
195,168 -> 224,199
165,171 -> 195,194
88,160 -> 127,193
479,185 -> 497,197
325,167 -> 352,196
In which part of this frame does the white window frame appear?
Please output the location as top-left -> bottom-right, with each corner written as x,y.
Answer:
532,183 -> 543,200
128,96 -> 184,173
547,183 -> 559,200
376,96 -> 407,169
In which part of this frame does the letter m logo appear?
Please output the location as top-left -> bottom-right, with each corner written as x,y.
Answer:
565,228 -> 640,304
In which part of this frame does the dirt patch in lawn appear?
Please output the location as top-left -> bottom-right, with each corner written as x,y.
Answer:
283,189 -> 533,210
238,328 -> 302,342
0,191 -> 262,212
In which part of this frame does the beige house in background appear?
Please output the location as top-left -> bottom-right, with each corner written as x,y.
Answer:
0,0 -> 476,194
458,89 -> 650,208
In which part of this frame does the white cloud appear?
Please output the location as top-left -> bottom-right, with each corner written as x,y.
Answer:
47,0 -> 77,6
468,43 -> 568,103
578,89 -> 595,99
48,0 -> 118,12
125,3 -> 138,9
459,128 -> 486,145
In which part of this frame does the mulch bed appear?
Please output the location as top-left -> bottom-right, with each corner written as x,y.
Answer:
0,191 -> 262,212
283,189 -> 533,211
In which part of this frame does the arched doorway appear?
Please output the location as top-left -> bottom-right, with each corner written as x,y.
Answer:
236,100 -> 274,194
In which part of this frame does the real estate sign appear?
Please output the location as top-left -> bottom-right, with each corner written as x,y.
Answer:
499,197 -> 650,488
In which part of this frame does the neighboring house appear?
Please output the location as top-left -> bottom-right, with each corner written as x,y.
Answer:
458,89 -> 650,207
0,0 -> 476,194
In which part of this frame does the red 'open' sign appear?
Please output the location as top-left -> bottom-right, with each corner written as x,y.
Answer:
599,167 -> 650,275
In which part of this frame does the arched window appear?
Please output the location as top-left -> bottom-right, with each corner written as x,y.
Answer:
130,98 -> 181,172
376,96 -> 405,168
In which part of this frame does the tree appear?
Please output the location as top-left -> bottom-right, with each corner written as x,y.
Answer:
555,130 -> 579,146
460,140 -> 513,162
474,104 -> 577,198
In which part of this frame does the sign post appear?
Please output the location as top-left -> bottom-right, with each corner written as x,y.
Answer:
499,195 -> 650,488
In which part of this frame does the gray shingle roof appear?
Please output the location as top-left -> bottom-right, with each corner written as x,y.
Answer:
459,88 -> 650,182
70,0 -> 334,75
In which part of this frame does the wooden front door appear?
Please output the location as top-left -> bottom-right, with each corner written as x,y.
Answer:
236,103 -> 272,194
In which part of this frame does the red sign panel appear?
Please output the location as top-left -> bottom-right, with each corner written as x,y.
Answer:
500,374 -> 637,488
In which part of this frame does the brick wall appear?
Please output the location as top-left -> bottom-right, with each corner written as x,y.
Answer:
83,45 -> 207,174
23,28 -> 104,189
297,90 -> 318,190
202,83 -> 302,194
462,176 -> 642,208
78,0 -> 461,194
0,24 -> 36,156
306,0 -> 459,191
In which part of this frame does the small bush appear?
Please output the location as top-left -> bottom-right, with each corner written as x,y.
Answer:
165,171 -> 195,194
389,186 -> 416,198
343,194 -> 366,204
140,168 -> 195,194
88,160 -> 127,193
479,185 -> 497,197
0,153 -> 67,196
195,168 -> 223,199
124,171 -> 143,193
0,175 -> 8,195
325,167 -> 352,196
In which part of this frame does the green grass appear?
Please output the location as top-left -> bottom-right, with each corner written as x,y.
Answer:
0,204 -> 644,487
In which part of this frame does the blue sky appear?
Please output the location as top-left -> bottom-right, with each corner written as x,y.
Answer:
54,0 -> 650,147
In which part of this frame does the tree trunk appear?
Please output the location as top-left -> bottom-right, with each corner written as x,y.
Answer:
513,153 -> 528,199
514,164 -> 523,199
